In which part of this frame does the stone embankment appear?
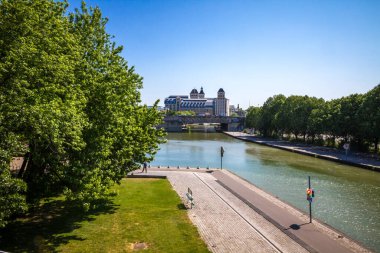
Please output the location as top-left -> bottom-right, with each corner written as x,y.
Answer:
129,167 -> 372,253
224,131 -> 380,171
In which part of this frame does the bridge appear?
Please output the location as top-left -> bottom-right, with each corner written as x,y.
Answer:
160,115 -> 245,132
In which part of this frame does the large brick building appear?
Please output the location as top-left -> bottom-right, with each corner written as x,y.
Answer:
164,87 -> 230,116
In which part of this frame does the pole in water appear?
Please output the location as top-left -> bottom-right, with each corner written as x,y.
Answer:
308,176 -> 312,223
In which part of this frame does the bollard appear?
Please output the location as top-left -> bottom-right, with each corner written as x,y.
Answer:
167,165 -> 170,168
197,166 -> 199,169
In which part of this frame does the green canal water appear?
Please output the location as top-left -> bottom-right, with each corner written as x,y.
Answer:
153,132 -> 380,252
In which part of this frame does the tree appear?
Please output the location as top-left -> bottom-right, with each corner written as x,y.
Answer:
0,163 -> 27,228
257,94 -> 286,136
360,84 -> 380,152
63,3 -> 165,205
244,85 -> 378,151
307,99 -> 326,142
176,110 -> 196,116
278,96 -> 321,141
0,0 -> 91,203
302,96 -> 324,141
245,106 -> 261,129
0,123 -> 27,227
0,0 -> 165,216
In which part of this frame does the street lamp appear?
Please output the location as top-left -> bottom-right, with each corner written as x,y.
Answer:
220,146 -> 224,169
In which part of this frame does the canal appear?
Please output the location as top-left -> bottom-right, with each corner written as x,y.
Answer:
153,132 -> 380,252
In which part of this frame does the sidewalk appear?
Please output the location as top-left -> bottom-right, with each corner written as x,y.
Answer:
212,170 -> 370,253
129,168 -> 371,253
224,132 -> 380,171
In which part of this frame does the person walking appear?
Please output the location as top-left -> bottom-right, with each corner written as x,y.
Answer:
142,162 -> 148,173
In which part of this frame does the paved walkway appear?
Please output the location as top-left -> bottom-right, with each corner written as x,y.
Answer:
225,132 -> 380,171
129,168 -> 371,253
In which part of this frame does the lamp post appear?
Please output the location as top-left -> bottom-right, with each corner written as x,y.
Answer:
220,146 -> 224,169
306,176 -> 315,223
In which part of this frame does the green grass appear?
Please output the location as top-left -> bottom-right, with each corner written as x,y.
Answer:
0,178 -> 210,253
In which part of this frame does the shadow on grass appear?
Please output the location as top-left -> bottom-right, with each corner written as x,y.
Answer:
177,203 -> 187,210
0,199 -> 118,253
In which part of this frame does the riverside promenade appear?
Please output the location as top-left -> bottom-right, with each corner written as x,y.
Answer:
224,132 -> 380,171
129,167 -> 372,253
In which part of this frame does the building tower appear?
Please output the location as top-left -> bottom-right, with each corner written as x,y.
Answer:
217,88 -> 225,98
190,88 -> 199,99
199,87 -> 205,99
215,88 -> 229,116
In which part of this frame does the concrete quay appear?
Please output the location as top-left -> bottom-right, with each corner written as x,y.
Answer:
224,131 -> 380,171
129,167 -> 372,253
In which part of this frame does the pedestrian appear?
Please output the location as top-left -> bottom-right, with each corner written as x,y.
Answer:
142,162 -> 148,173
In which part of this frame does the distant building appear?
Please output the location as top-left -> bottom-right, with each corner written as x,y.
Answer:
229,104 -> 246,117
215,88 -> 228,116
164,87 -> 230,116
148,105 -> 166,111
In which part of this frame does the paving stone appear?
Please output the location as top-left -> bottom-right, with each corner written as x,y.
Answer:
146,170 -> 307,253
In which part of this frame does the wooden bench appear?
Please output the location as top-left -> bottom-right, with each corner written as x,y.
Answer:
185,187 -> 194,209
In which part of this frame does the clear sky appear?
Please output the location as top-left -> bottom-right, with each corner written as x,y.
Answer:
68,0 -> 380,109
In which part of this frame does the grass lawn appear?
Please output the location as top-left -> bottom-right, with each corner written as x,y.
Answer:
0,178 -> 210,253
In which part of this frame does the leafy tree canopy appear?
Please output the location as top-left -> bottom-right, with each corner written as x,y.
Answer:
245,84 -> 380,151
0,0 -> 165,226
166,110 -> 196,116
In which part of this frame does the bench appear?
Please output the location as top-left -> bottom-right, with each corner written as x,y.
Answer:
185,187 -> 194,209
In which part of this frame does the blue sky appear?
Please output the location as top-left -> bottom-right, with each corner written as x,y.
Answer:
69,0 -> 380,108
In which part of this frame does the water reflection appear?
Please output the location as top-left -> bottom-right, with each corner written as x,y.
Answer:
245,144 -> 380,185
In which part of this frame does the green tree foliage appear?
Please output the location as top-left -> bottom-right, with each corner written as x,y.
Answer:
308,100 -> 329,139
0,164 -> 27,228
256,94 -> 285,136
166,110 -> 196,116
332,95 -> 363,142
0,122 -> 27,228
360,84 -> 380,152
245,85 -> 380,152
0,0 -> 165,225
245,106 -> 261,129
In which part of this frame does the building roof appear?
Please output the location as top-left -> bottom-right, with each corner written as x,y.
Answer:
190,88 -> 198,94
199,87 -> 204,94
218,88 -> 225,92
168,95 -> 188,98
180,99 -> 214,108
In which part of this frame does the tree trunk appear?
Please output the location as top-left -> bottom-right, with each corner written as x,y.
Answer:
17,152 -> 30,179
